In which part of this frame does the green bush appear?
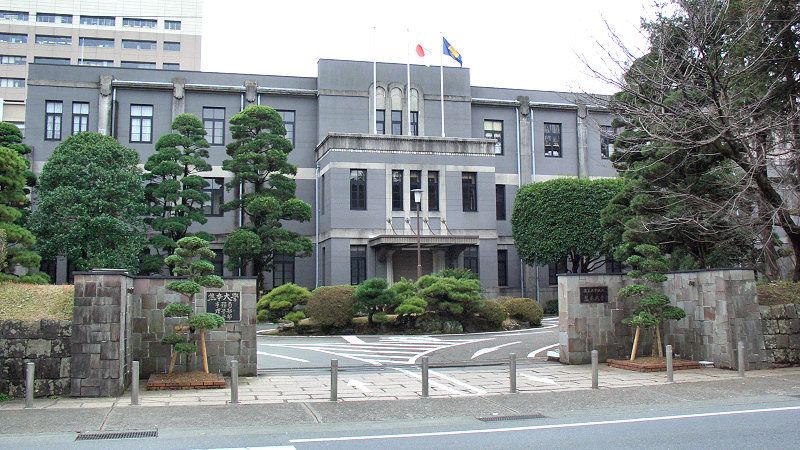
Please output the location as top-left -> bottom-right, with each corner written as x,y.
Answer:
476,299 -> 509,330
418,274 -> 483,318
188,312 -> 225,330
502,298 -> 543,326
256,309 -> 268,323
284,310 -> 306,325
544,299 -> 559,315
164,303 -> 193,317
758,281 -> 800,306
174,342 -> 198,354
436,268 -> 478,280
306,285 -> 356,329
354,278 -> 394,325
257,283 -> 312,322
390,279 -> 427,315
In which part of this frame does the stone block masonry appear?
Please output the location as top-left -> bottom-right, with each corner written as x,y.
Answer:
0,320 -> 72,397
761,303 -> 800,366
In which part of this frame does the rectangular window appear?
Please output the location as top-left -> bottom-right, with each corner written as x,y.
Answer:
0,78 -> 25,88
203,177 -> 224,216
411,111 -> 419,136
163,41 -> 180,51
79,59 -> 113,67
203,107 -> 225,145
427,171 -> 439,212
121,61 -> 156,69
80,16 -> 115,26
273,253 -> 295,286
391,170 -> 404,211
376,109 -> 385,134
350,169 -> 367,210
601,125 -> 614,159
484,119 -> 503,154
212,250 -> 224,276
0,33 -> 27,44
463,246 -> 479,276
34,56 -> 70,65
163,63 -> 180,70
45,101 -> 63,141
277,110 -> 295,147
321,247 -> 326,285
544,122 -> 562,157
391,110 -> 402,135
72,102 -> 89,135
350,245 -> 367,285
548,258 -> 568,285
35,35 -> 71,45
79,37 -> 114,48
123,18 -> 157,28
410,170 -> 422,209
498,249 -> 508,287
496,184 -> 506,220
0,10 -> 28,21
164,20 -> 182,30
36,13 -> 72,23
122,39 -> 157,50
462,172 -> 477,212
130,104 -> 153,143
320,173 -> 325,215
0,55 -> 26,65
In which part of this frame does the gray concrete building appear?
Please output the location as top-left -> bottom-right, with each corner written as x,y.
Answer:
24,59 -> 615,301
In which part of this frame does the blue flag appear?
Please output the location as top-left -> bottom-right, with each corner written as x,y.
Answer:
443,37 -> 462,66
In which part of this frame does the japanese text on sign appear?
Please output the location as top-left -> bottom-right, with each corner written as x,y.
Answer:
206,291 -> 241,321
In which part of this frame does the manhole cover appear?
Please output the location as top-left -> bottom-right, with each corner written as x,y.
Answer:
477,413 -> 547,422
75,430 -> 158,441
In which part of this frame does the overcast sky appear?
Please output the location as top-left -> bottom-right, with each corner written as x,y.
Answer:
202,0 -> 655,94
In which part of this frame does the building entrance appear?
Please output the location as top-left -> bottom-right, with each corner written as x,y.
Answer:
392,250 -> 433,281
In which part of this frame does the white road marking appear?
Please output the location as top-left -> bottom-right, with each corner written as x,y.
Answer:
342,335 -> 366,344
520,373 -> 557,385
471,341 -> 521,359
256,352 -> 310,363
290,405 -> 800,443
392,368 -> 463,396
527,343 -> 559,359
428,369 -> 487,395
347,379 -> 372,393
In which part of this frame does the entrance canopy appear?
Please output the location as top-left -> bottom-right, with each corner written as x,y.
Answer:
368,234 -> 479,249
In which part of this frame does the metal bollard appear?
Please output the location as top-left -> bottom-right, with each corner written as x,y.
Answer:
131,361 -> 140,406
591,350 -> 599,389
738,341 -> 746,378
25,362 -> 34,409
421,356 -> 429,398
330,359 -> 338,402
230,360 -> 239,405
666,345 -> 674,383
509,353 -> 517,393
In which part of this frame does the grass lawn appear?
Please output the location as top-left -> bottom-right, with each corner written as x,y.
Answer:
0,283 -> 74,321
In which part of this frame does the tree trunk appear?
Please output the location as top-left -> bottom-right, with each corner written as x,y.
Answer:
199,330 -> 209,373
655,326 -> 663,358
255,259 -> 265,297
168,350 -> 177,375
630,327 -> 641,361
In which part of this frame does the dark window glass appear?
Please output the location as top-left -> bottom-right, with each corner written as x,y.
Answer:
0,55 -> 26,64
277,110 -> 295,147
548,258 -> 568,285
79,37 -> 114,48
463,246 -> 479,276
410,170 -> 421,209
121,61 -> 156,69
350,245 -> 367,285
212,250 -> 224,276
601,125 -> 614,159
35,35 -> 71,45
203,178 -> 224,216
165,20 -> 181,30
163,63 -> 180,70
163,41 -> 180,51
462,172 -> 477,212
273,253 -> 295,286
45,101 -> 63,141
130,104 -> 153,143
496,184 -> 506,220
411,111 -> 419,136
376,109 -> 385,134
72,102 -> 89,135
1,10 -> 29,21
498,249 -> 508,286
606,256 -> 623,273
123,18 -> 157,28
34,56 -> 69,64
350,169 -> 367,210
122,39 -> 157,50
484,119 -> 503,154
392,170 -> 403,211
79,59 -> 113,66
203,107 -> 225,145
391,110 -> 402,135
544,122 -> 562,157
80,16 -> 115,26
0,33 -> 27,44
427,171 -> 439,211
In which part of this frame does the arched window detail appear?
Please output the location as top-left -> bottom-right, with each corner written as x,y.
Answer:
410,89 -> 420,136
390,88 -> 403,134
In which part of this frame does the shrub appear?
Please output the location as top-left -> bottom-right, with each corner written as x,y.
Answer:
503,298 -> 544,326
164,303 -> 193,317
257,283 -> 312,322
284,311 -> 306,325
354,278 -> 394,325
476,299 -> 509,330
417,274 -> 483,318
256,309 -> 269,323
390,279 -> 427,315
758,281 -> 800,306
544,299 -> 559,315
436,268 -> 478,280
306,285 -> 356,329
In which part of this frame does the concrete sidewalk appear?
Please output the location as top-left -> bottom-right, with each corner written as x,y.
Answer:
2,363 -> 799,410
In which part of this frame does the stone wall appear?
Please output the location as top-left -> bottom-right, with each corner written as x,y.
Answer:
0,320 -> 71,397
761,304 -> 800,365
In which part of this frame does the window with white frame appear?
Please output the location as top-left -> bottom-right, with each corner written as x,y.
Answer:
130,105 -> 153,143
72,102 -> 89,135
45,101 -> 63,141
203,107 -> 225,145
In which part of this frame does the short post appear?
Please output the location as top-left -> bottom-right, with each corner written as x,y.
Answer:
509,353 -> 517,393
230,360 -> 239,405
131,360 -> 140,406
738,341 -> 745,378
330,359 -> 338,402
24,362 -> 34,408
666,344 -> 674,383
591,350 -> 599,389
421,356 -> 429,398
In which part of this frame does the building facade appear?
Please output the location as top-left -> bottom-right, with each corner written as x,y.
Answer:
1,0 -> 202,132
24,59 -> 615,301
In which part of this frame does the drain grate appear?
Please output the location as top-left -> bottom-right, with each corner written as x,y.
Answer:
75,430 -> 158,441
477,413 -> 547,422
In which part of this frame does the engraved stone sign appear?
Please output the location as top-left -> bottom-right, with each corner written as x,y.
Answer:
206,291 -> 241,321
580,286 -> 609,304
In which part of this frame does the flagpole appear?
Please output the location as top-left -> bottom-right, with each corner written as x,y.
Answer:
406,28 -> 411,136
372,26 -> 377,135
440,34 -> 445,137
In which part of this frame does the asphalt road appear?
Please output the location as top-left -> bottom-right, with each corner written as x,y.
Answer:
256,316 -> 560,370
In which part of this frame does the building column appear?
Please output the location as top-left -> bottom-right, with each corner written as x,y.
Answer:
171,77 -> 186,121
97,75 -> 113,136
576,102 -> 589,179
517,96 -> 532,185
